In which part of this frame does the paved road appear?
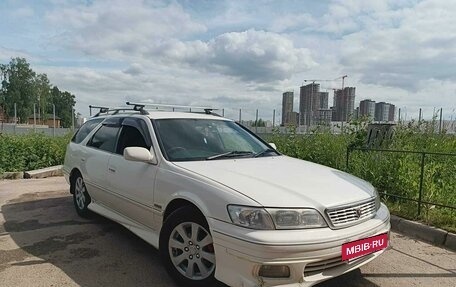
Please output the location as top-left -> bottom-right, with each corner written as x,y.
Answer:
0,177 -> 455,287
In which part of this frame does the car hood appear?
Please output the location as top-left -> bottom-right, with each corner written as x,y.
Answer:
173,156 -> 375,209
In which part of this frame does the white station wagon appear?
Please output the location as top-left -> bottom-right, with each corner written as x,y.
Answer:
63,103 -> 390,287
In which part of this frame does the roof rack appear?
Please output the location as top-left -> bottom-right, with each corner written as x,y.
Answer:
89,105 -> 109,117
89,105 -> 149,117
125,102 -> 218,115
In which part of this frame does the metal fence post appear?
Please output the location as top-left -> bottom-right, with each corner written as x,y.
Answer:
255,109 -> 259,133
417,152 -> 426,216
272,109 -> 275,127
33,103 -> 36,133
14,103 -> 17,135
53,104 -> 56,137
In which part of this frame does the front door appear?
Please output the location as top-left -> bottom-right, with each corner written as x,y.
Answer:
106,118 -> 159,230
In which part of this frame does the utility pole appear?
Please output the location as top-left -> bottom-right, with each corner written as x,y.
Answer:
239,109 -> 242,123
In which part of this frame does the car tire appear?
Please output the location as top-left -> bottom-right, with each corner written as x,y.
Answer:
71,173 -> 92,218
160,206 -> 217,287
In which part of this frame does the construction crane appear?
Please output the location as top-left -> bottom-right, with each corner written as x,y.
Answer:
303,75 -> 348,90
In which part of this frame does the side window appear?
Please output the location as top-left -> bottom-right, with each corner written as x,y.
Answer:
87,125 -> 121,153
116,125 -> 149,155
71,118 -> 104,144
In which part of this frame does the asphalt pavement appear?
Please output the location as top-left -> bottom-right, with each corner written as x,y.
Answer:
0,177 -> 455,287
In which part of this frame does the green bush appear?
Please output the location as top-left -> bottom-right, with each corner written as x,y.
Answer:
0,133 -> 72,173
268,121 -> 456,232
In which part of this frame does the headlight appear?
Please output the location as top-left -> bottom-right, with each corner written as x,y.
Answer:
227,205 -> 275,230
267,208 -> 327,229
374,189 -> 381,211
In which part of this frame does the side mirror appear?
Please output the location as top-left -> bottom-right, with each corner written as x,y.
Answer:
124,147 -> 157,164
269,143 -> 277,150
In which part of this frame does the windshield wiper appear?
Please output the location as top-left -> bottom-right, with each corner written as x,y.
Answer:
254,148 -> 277,158
206,151 -> 254,160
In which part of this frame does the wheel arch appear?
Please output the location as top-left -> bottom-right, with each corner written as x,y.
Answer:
163,198 -> 204,223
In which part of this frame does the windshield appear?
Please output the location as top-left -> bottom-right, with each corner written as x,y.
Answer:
154,119 -> 277,161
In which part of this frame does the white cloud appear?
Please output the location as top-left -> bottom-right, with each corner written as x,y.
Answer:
12,6 -> 34,18
45,0 -> 206,57
339,0 -> 456,90
269,13 -> 316,33
2,0 -> 454,119
147,30 -> 316,83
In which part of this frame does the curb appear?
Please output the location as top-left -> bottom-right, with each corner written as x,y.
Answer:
0,171 -> 24,180
23,165 -> 63,179
390,215 -> 456,252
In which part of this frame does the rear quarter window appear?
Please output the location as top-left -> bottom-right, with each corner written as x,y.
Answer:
71,118 -> 104,144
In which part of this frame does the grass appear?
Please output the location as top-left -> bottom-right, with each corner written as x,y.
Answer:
268,119 -> 456,233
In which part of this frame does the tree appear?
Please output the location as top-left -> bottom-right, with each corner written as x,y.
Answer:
1,58 -> 36,122
252,118 -> 266,127
0,57 -> 76,127
49,86 -> 76,128
34,73 -> 51,121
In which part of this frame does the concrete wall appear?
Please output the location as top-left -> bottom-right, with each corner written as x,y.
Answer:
0,123 -> 72,136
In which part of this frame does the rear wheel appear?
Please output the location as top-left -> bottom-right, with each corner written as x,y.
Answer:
160,206 -> 217,287
71,173 -> 91,218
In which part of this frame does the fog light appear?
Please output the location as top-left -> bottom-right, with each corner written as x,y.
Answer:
258,265 -> 290,278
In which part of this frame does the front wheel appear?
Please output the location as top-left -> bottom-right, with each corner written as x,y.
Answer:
71,173 -> 91,218
160,206 -> 217,287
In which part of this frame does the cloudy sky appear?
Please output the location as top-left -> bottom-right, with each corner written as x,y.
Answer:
1,0 -> 455,120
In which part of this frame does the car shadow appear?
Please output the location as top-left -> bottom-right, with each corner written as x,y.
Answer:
0,192 -> 183,287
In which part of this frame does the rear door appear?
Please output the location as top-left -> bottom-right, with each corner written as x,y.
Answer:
107,117 -> 159,230
83,117 -> 122,206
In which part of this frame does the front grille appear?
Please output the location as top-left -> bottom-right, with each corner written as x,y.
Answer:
304,255 -> 370,277
326,198 -> 376,228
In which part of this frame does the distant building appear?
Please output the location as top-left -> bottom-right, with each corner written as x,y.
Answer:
316,109 -> 332,125
319,92 -> 329,109
27,114 -> 61,127
359,99 -> 376,120
374,102 -> 391,122
388,104 -> 395,122
281,91 -> 294,126
333,87 -> 356,122
288,111 -> 299,126
354,107 -> 360,119
299,84 -> 330,126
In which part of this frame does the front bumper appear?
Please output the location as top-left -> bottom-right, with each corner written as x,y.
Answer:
210,203 -> 390,287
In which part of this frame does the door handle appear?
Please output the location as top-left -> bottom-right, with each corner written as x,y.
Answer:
108,168 -> 116,173
80,158 -> 85,162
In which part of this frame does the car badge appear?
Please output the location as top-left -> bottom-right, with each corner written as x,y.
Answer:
355,208 -> 362,219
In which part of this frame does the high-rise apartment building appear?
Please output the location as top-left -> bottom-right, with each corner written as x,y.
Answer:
299,83 -> 321,126
388,104 -> 395,122
319,92 -> 329,109
333,87 -> 356,122
375,102 -> 391,122
359,99 -> 376,119
281,91 -> 294,126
